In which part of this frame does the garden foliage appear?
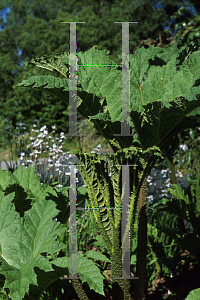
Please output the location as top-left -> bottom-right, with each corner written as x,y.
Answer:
0,165 -> 109,300
1,40 -> 200,299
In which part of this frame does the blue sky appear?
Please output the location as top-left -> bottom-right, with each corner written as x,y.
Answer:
0,1 -> 198,67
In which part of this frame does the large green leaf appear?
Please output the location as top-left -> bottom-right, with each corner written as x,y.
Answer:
0,164 -> 109,299
0,165 -> 87,223
0,191 -> 67,300
0,166 -> 48,201
15,47 -> 139,152
185,288 -> 200,300
52,251 -> 109,297
79,44 -> 200,151
25,250 -> 109,298
14,43 -> 200,298
16,43 -> 200,155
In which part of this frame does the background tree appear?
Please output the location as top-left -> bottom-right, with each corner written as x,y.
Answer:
132,0 -> 200,51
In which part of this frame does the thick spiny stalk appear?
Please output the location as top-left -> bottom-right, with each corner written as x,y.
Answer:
72,279 -> 89,300
134,176 -> 148,300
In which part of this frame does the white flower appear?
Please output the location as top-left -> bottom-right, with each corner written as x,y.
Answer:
179,144 -> 188,152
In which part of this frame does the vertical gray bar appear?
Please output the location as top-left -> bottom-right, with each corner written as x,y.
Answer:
112,21 -> 139,279
121,23 -> 130,135
69,165 -> 77,278
60,21 -> 139,281
113,164 -> 139,280
113,22 -> 138,137
60,21 -> 85,281
61,21 -> 85,138
121,165 -> 130,278
67,164 -> 86,280
61,21 -> 86,281
60,162 -> 86,280
69,23 -> 77,137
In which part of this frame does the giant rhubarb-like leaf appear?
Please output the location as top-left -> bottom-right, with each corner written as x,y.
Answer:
16,42 -> 200,154
0,190 -> 66,300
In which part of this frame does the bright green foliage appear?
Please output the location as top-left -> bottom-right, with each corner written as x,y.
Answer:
66,145 -> 162,300
9,42 -> 200,299
0,165 -> 111,299
1,0 -> 190,135
67,146 -> 162,253
0,191 -> 66,300
0,165 -> 57,204
53,251 -> 109,296
15,42 -> 200,299
75,43 -> 200,150
16,42 -> 200,155
185,288 -> 200,300
151,174 -> 200,262
152,174 -> 200,233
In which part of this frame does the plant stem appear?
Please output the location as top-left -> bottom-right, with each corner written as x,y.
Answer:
134,176 -> 148,300
71,279 -> 89,300
111,228 -> 125,299
123,278 -> 130,300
